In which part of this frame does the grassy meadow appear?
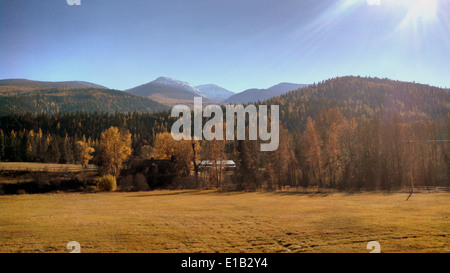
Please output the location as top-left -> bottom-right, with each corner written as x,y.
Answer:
0,163 -> 98,191
0,190 -> 448,253
0,162 -> 96,173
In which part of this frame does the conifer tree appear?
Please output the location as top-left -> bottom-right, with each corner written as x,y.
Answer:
0,129 -> 5,161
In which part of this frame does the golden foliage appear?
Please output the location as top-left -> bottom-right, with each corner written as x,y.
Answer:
97,175 -> 117,192
305,117 -> 323,186
77,137 -> 95,167
100,127 -> 132,177
151,132 -> 201,176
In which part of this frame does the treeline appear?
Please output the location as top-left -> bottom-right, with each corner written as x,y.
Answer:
131,108 -> 450,191
1,110 -> 449,191
255,76 -> 450,190
256,110 -> 450,191
0,111 -> 172,164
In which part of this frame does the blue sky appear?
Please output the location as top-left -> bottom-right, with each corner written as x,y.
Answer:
0,0 -> 449,92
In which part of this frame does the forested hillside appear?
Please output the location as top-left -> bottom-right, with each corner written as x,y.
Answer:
0,85 -> 168,115
265,76 -> 450,133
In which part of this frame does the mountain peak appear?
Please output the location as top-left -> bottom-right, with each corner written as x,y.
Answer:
127,76 -> 207,106
154,76 -> 180,83
196,84 -> 235,102
151,76 -> 201,94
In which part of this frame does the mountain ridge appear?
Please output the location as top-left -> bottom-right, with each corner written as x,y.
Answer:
0,84 -> 167,115
126,76 -> 309,105
264,76 -> 450,133
196,84 -> 235,102
0,79 -> 109,89
224,82 -> 309,104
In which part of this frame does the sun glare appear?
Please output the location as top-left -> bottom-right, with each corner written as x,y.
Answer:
395,0 -> 440,29
342,0 -> 441,27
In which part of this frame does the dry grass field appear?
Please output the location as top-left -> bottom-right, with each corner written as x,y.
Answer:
0,162 -> 96,173
0,190 -> 448,253
0,163 -> 98,187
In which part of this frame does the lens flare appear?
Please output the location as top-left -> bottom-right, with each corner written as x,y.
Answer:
395,0 -> 439,29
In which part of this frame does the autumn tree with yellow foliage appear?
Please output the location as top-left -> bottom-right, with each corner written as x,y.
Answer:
99,127 -> 132,177
77,136 -> 95,168
151,132 -> 201,177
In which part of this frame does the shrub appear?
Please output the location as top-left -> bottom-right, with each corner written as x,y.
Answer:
97,175 -> 117,192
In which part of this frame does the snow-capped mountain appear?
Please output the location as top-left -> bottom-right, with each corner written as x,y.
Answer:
126,76 -> 211,106
152,77 -> 203,96
196,84 -> 235,102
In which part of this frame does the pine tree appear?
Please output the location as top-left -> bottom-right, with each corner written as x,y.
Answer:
304,117 -> 323,190
61,134 -> 74,164
26,130 -> 36,162
273,127 -> 293,189
7,130 -> 20,162
20,130 -> 29,162
46,137 -> 61,163
235,138 -> 258,190
264,159 -> 276,191
0,129 -> 5,161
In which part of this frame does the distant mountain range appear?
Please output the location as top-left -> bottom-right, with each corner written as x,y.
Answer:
224,82 -> 309,104
0,77 -> 310,114
125,76 -> 307,106
0,79 -> 108,89
4,76 -> 446,122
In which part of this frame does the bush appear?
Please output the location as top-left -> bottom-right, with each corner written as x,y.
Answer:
97,175 -> 117,192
